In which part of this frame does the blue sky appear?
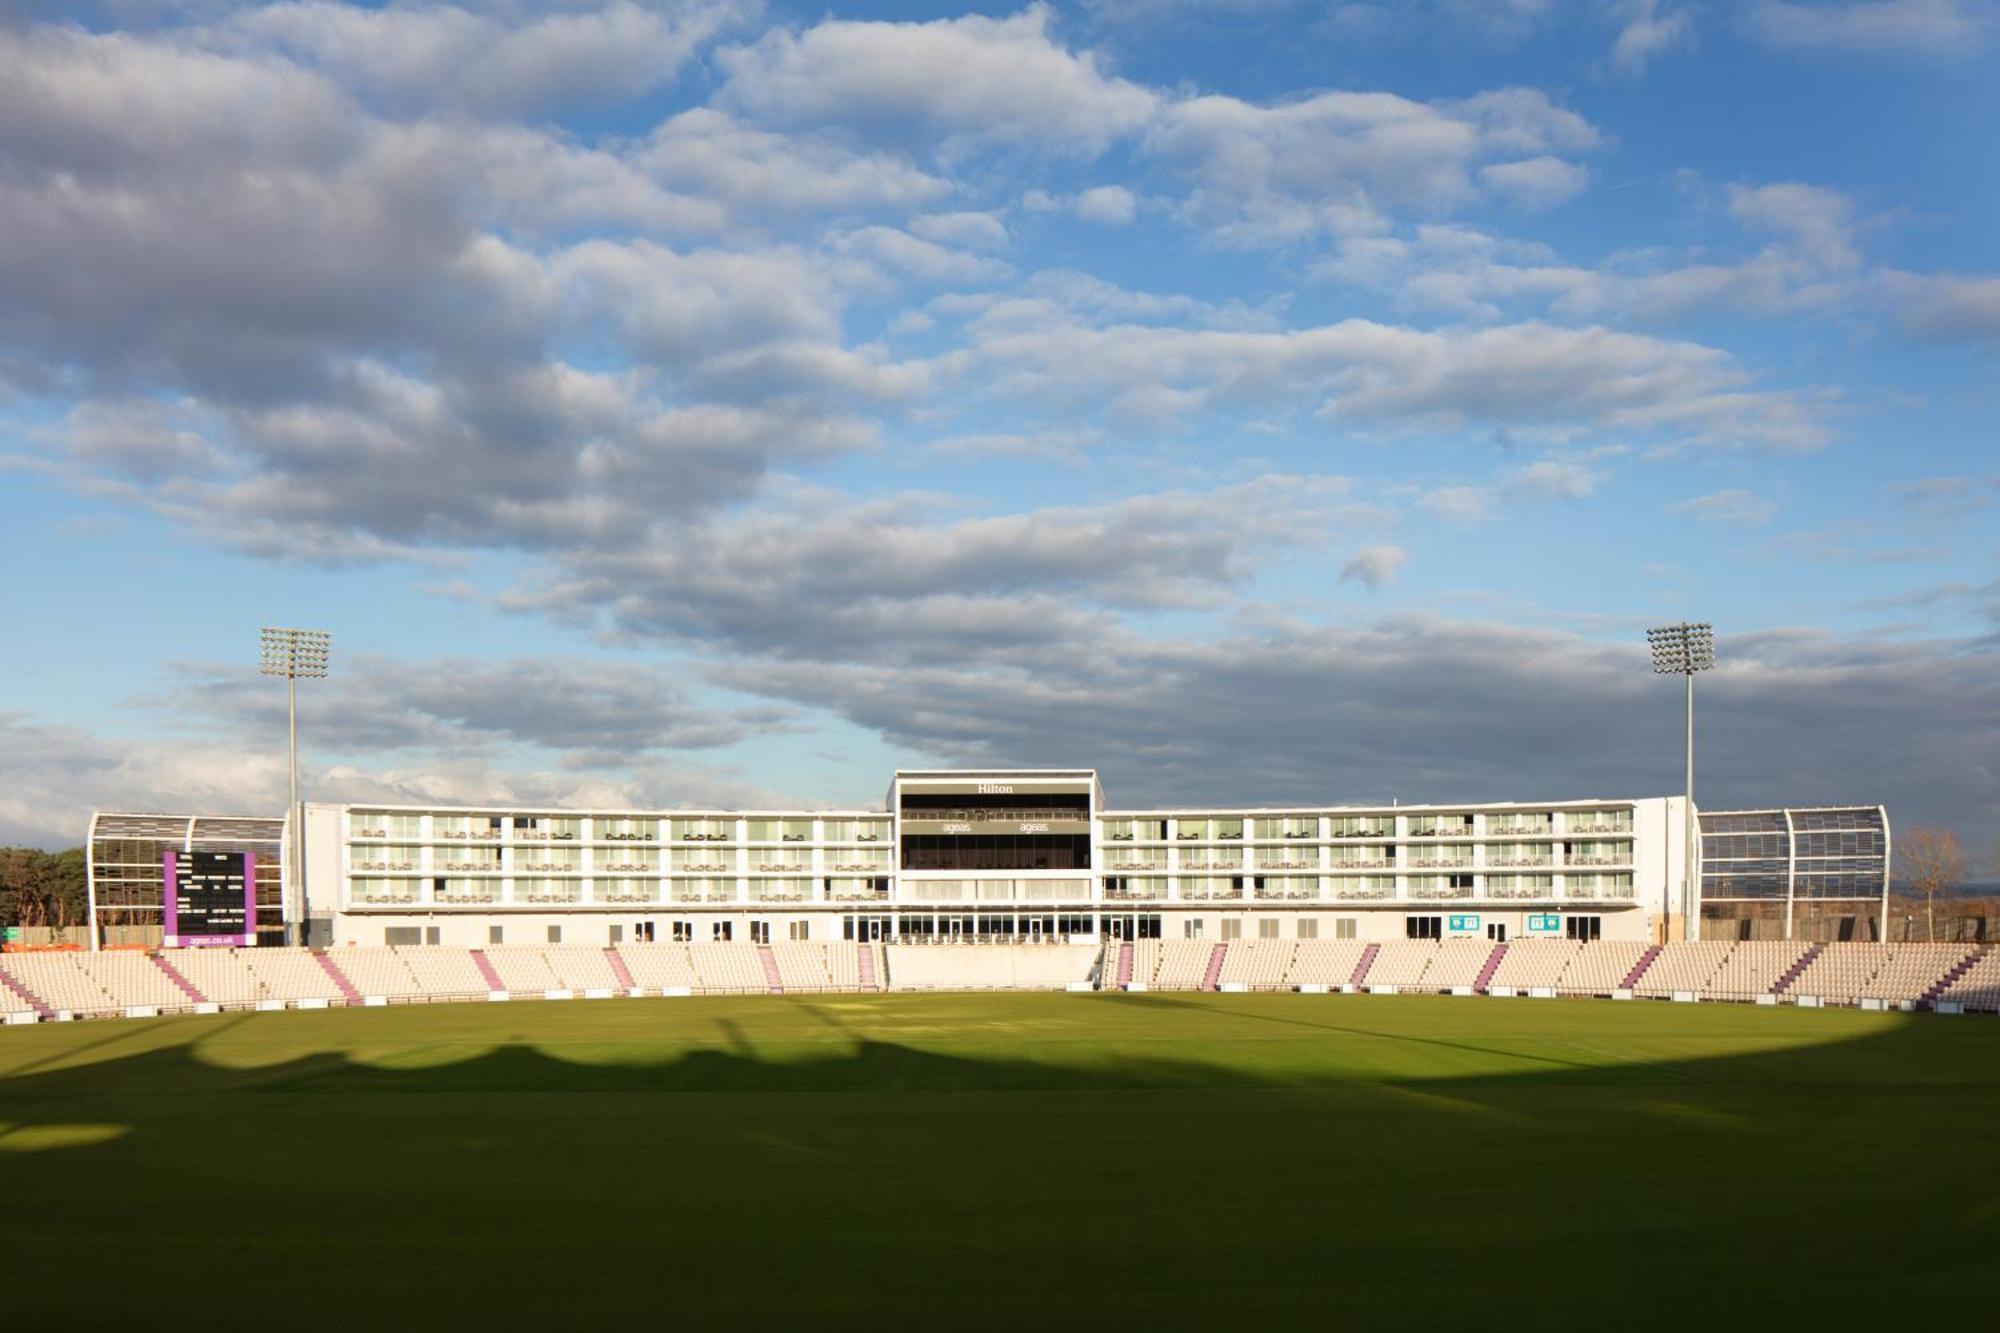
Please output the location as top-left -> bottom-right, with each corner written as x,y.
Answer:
0,0 -> 1994,856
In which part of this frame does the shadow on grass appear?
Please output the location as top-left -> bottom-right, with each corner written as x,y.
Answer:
3,996 -> 2000,1328
2,992 -> 1995,1111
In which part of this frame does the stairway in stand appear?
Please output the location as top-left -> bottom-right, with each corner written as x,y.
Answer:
1924,945 -> 1987,1007
757,945 -> 784,995
1474,943 -> 1508,993
150,953 -> 207,1005
1349,943 -> 1380,988
857,944 -> 880,991
470,950 -> 506,992
1771,943 -> 1822,996
0,967 -> 54,1018
1620,945 -> 1661,989
1115,942 -> 1134,988
315,952 -> 363,1003
604,949 -> 637,990
1202,943 -> 1228,992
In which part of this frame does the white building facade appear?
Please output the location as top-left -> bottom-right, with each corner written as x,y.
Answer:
296,770 -> 1715,949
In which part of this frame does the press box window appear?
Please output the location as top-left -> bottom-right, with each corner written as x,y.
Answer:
1406,915 -> 1442,940
1565,916 -> 1603,941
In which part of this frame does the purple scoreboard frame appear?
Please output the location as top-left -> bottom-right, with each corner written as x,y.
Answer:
163,850 -> 259,948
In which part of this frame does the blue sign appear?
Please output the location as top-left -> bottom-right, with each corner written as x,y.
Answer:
1525,913 -> 1561,933
1447,913 -> 1481,932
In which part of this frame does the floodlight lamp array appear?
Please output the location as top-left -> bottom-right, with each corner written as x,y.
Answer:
1645,622 -> 1715,675
260,626 -> 333,679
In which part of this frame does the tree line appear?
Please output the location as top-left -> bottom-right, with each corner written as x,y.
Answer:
0,848 -> 88,930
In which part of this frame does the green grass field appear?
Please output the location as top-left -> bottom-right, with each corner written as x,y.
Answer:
3,993 -> 1998,1329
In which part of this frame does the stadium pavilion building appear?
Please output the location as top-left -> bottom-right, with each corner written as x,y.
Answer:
86,770 -> 1890,950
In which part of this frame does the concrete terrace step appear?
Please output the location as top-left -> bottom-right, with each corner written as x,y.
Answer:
150,953 -> 207,1005
316,952 -> 363,1003
1350,943 -> 1380,988
1621,945 -> 1661,990
1772,943 -> 1822,996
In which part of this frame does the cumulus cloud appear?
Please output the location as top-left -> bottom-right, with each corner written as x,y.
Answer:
1667,488 -> 1779,522
707,620 -> 2000,850
216,0 -> 750,117
504,475 -> 1374,664
1609,0 -> 1697,72
1743,0 -> 1996,57
1880,270 -> 2000,341
1341,544 -> 1408,587
1480,156 -> 1592,210
1149,85 -> 1599,242
0,715 -> 799,849
969,316 -> 1826,448
1728,182 -> 1862,272
1075,185 -> 1140,224
718,5 -> 1159,152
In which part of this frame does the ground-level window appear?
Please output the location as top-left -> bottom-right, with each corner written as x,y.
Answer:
713,921 -> 733,942
1184,918 -> 1204,939
1407,915 -> 1442,940
425,926 -> 441,945
750,920 -> 771,944
488,925 -> 504,945
1258,918 -> 1280,939
1565,915 -> 1602,941
788,920 -> 810,941
546,924 -> 562,944
386,926 -> 420,946
1221,919 -> 1242,940
1335,918 -> 1356,940
633,921 -> 655,943
1298,919 -> 1319,940
671,921 -> 693,942
608,924 -> 623,945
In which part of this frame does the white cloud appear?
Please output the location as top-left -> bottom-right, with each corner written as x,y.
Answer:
1075,185 -> 1140,224
1880,270 -> 2000,341
910,211 -> 1011,249
1728,181 -> 1862,271
718,5 -> 1159,152
1341,544 -> 1408,587
1609,0 -> 1697,73
220,0 -> 750,117
1150,85 -> 1599,242
1743,0 -> 1996,57
969,316 -> 1827,448
1480,156 -> 1592,210
1507,460 -> 1599,500
1667,488 -> 1778,522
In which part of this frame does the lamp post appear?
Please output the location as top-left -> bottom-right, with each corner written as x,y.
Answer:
260,627 -> 331,946
1647,622 -> 1715,943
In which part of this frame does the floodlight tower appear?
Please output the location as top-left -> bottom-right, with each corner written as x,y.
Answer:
261,627 -> 331,945
1647,622 -> 1715,943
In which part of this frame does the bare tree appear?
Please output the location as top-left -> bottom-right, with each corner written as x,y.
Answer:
1899,827 -> 1965,943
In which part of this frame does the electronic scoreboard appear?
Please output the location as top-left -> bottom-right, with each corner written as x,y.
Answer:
163,849 -> 258,947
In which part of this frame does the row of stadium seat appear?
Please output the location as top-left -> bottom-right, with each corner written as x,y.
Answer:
1,939 -> 1995,1022
1114,937 -> 1993,1007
